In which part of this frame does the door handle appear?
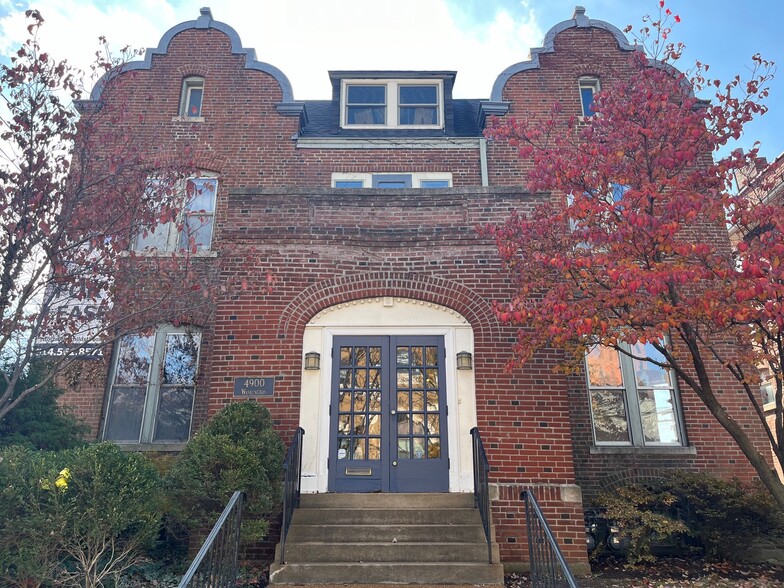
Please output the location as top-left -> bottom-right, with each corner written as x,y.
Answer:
391,410 -> 396,415
392,461 -> 398,466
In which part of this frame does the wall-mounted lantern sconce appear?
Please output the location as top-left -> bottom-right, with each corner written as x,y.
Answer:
304,351 -> 321,370
456,351 -> 473,370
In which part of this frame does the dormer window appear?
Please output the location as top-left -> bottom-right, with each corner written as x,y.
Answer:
346,85 -> 386,125
341,80 -> 443,129
180,76 -> 204,118
578,77 -> 600,117
399,85 -> 438,125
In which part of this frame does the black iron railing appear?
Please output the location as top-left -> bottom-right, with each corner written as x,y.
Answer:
470,427 -> 493,564
178,490 -> 244,588
279,426 -> 304,564
522,490 -> 579,588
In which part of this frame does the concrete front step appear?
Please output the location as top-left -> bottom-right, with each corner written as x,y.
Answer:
285,523 -> 487,543
292,507 -> 478,526
299,493 -> 475,509
270,493 -> 502,586
276,541 -> 499,563
268,562 -> 505,585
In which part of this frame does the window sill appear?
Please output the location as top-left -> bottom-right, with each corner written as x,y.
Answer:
590,445 -> 697,456
172,116 -> 205,123
116,443 -> 185,453
115,442 -> 187,453
341,124 -> 444,131
122,249 -> 218,258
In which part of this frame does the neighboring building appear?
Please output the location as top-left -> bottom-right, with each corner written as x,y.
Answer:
60,6 -> 772,571
733,152 -> 784,481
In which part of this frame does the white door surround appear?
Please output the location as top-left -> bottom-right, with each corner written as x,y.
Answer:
299,297 -> 478,493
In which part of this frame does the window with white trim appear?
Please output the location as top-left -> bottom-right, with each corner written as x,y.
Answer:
579,77 -> 600,117
585,342 -> 684,446
134,176 -> 217,253
103,325 -> 201,444
332,172 -> 452,188
341,80 -> 443,129
180,76 -> 204,118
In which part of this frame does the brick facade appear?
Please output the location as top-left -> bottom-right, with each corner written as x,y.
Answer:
58,7 -> 772,570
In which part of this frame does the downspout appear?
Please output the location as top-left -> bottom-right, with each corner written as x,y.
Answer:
479,138 -> 489,187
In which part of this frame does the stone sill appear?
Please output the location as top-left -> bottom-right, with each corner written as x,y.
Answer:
116,443 -> 186,453
589,445 -> 697,456
171,116 -> 205,123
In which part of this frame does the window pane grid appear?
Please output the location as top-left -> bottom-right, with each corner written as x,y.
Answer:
396,345 -> 441,459
105,329 -> 200,445
337,345 -> 382,461
180,77 -> 204,117
134,177 -> 218,253
586,344 -> 683,447
342,81 -> 442,128
399,85 -> 438,125
346,85 -> 386,125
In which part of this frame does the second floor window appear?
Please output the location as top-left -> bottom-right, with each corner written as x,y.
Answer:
134,176 -> 217,253
332,172 -> 452,188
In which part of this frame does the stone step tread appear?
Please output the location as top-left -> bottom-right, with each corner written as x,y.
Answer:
278,540 -> 499,563
268,585 -> 496,588
285,527 -> 487,543
268,561 -> 505,585
286,541 -> 487,547
292,508 -> 479,523
299,493 -> 475,507
288,523 -> 483,528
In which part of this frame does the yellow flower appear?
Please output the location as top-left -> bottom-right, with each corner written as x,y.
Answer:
54,468 -> 71,492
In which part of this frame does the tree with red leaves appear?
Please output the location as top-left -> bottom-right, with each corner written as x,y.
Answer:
484,4 -> 784,506
0,11 -> 220,421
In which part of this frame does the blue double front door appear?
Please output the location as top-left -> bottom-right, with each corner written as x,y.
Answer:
328,335 -> 449,493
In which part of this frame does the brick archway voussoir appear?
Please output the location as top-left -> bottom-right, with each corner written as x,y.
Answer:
277,272 -> 499,342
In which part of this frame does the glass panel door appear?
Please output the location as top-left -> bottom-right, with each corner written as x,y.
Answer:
329,335 -> 448,493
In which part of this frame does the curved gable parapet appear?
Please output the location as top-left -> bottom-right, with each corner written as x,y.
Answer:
490,6 -> 641,102
84,7 -> 299,111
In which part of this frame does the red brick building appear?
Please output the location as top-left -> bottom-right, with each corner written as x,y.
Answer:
61,6 -> 771,571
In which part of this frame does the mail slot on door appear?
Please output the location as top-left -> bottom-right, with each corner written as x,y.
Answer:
345,467 -> 373,476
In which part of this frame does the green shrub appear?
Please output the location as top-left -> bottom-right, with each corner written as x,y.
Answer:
0,362 -> 88,451
596,483 -> 691,564
596,470 -> 784,564
660,470 -> 783,560
0,445 -> 60,587
0,443 -> 164,588
165,401 -> 284,542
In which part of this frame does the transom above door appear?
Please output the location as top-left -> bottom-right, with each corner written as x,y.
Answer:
328,335 -> 449,493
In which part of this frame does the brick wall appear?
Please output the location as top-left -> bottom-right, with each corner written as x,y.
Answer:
56,15 -> 773,570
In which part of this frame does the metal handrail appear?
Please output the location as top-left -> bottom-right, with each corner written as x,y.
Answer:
178,490 -> 244,588
279,426 -> 305,564
470,427 -> 493,564
522,490 -> 579,588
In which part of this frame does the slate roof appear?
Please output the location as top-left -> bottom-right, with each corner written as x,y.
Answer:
299,98 -> 483,138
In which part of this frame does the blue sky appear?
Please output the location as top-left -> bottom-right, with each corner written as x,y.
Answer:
0,0 -> 780,160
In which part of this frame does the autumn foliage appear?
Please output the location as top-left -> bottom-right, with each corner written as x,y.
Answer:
0,12 -> 220,420
484,4 -> 784,506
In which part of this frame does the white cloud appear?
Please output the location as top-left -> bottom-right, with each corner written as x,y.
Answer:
0,0 -> 545,99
